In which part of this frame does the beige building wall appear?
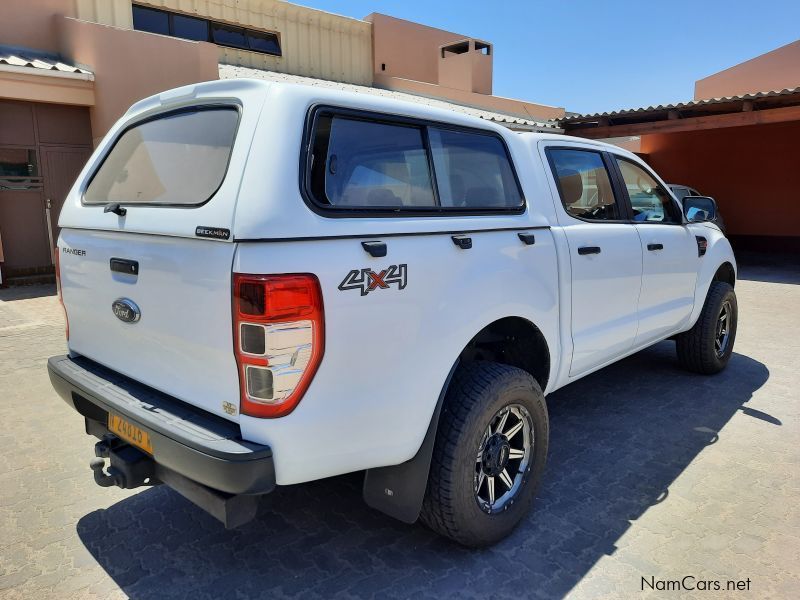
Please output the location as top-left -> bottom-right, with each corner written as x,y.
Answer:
0,1 -> 95,110
0,70 -> 95,107
372,73 -> 563,121
439,40 -> 492,95
1,0 -> 561,138
57,17 -> 220,144
0,1 -> 372,86
0,0 -> 372,142
367,13 -> 563,121
695,39 -> 800,99
74,0 -> 134,28
134,0 -> 372,85
367,13 -> 468,86
0,0 -> 77,53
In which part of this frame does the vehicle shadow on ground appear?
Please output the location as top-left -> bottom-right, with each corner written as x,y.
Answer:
76,342 -> 769,599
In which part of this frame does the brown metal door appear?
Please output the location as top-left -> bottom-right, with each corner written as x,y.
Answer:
0,187 -> 50,272
42,147 -> 92,255
0,143 -> 48,273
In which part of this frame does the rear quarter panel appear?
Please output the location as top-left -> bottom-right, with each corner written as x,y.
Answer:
235,229 -> 560,485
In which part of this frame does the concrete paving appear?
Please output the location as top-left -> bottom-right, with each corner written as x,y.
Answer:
1,261 -> 798,599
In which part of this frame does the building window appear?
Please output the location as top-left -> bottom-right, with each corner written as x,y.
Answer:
441,41 -> 470,58
0,148 -> 42,191
132,5 -> 169,35
173,13 -> 209,42
475,41 -> 491,55
132,4 -> 282,56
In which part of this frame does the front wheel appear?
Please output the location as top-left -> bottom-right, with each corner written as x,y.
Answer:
420,361 -> 549,547
676,281 -> 738,374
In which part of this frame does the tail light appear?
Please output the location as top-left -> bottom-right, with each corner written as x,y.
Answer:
54,248 -> 69,340
233,274 -> 324,418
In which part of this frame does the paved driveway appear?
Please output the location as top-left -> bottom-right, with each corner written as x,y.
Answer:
1,260 -> 798,599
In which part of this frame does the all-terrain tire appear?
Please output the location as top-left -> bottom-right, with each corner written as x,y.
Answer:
420,361 -> 548,547
676,281 -> 738,374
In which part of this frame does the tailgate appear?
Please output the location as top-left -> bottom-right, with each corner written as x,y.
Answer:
59,228 -> 240,420
53,85 -> 271,421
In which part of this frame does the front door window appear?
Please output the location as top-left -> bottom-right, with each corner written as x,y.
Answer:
549,148 -> 621,221
615,158 -> 681,224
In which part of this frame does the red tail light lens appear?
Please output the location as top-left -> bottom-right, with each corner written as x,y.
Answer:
233,274 -> 324,418
54,248 -> 69,340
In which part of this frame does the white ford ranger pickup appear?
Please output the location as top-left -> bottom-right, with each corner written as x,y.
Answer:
48,80 -> 737,547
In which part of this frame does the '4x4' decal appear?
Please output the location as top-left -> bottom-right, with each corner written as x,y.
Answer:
338,264 -> 408,296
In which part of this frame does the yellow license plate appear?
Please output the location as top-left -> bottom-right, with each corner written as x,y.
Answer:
108,414 -> 153,455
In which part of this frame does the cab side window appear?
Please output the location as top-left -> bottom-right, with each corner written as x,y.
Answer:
615,158 -> 682,224
313,115 -> 436,208
548,148 -> 621,221
429,128 -> 523,209
305,109 -> 524,213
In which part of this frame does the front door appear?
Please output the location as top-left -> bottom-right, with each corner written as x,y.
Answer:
545,147 -> 643,376
611,156 -> 698,345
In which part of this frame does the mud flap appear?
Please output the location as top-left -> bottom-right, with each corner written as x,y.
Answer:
362,360 -> 458,523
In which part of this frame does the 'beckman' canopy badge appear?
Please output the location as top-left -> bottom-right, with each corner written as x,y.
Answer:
195,226 -> 231,240
338,264 -> 407,296
112,298 -> 141,323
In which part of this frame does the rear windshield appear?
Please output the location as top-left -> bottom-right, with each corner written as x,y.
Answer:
84,107 -> 238,206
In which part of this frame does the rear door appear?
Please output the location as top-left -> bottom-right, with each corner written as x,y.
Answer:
58,101 -> 255,420
544,146 -> 643,376
611,156 -> 698,345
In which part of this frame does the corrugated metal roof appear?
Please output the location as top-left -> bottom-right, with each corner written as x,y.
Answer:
219,64 -> 560,131
562,86 -> 800,121
0,48 -> 93,77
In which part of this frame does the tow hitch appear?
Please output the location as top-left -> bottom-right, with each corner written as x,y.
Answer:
90,436 -> 159,489
88,434 -> 260,528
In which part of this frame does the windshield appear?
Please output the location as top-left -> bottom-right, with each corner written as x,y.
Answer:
84,106 -> 238,206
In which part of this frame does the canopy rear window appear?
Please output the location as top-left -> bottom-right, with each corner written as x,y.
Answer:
84,106 -> 238,207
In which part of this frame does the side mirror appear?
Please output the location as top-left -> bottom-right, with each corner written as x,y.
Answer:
682,196 -> 717,223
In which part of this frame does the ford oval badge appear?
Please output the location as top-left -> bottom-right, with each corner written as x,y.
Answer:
112,298 -> 141,323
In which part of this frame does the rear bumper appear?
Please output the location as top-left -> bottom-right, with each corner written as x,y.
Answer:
47,354 -> 275,496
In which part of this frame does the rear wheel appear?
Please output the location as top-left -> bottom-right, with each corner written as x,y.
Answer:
676,281 -> 738,374
420,361 -> 548,547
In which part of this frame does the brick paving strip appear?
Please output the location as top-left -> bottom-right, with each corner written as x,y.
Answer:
1,263 -> 799,599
